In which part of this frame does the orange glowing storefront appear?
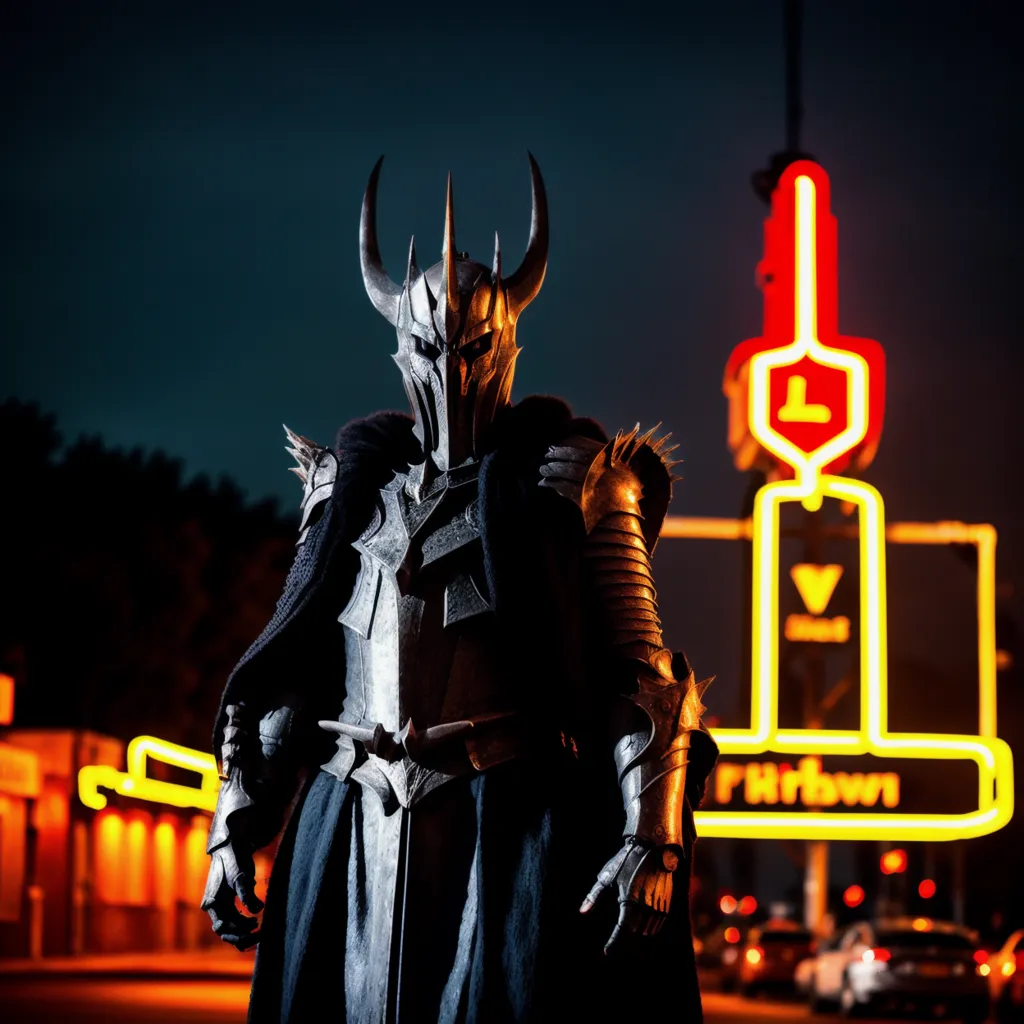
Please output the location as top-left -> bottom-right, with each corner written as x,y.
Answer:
0,728 -> 270,958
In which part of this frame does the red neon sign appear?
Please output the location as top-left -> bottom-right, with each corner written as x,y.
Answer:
724,161 -> 886,480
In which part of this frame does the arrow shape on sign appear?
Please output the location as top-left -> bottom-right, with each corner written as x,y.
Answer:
790,563 -> 844,616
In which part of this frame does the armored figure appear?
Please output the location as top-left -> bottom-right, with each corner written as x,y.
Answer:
203,155 -> 718,1023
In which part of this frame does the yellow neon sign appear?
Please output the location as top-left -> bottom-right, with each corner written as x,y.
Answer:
790,563 -> 843,616
673,163 -> 1012,841
784,613 -> 850,643
78,736 -> 220,813
660,505 -> 1013,840
714,758 -> 901,809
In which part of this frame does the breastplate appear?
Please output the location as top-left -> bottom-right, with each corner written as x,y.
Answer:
323,461 -> 523,807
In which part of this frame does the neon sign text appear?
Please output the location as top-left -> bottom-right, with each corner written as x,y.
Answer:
713,758 -> 900,809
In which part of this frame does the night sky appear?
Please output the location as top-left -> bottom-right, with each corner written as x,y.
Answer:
4,1 -> 1023,726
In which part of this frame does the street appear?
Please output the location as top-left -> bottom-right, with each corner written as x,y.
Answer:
0,977 -> 917,1023
0,978 -> 251,1023
703,992 -> 908,1022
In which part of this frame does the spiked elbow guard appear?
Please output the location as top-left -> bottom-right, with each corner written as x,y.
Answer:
541,426 -> 707,850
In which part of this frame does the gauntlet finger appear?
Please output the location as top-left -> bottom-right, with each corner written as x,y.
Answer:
579,878 -> 608,914
202,855 -> 226,908
604,901 -> 645,955
233,929 -> 260,951
232,872 -> 265,916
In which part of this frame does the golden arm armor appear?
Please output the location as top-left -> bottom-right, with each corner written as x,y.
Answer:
540,426 -> 708,852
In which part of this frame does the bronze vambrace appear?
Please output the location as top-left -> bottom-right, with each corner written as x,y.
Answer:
541,427 -> 708,853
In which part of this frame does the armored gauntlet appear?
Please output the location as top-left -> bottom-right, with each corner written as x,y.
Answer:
541,427 -> 709,951
203,700 -> 301,947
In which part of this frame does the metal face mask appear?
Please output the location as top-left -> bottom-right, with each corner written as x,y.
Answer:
359,156 -> 548,481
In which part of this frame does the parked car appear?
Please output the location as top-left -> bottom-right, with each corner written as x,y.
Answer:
738,919 -> 815,997
983,928 -> 1023,1023
696,922 -> 751,990
807,917 -> 989,1021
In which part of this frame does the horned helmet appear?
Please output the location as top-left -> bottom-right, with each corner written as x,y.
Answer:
359,155 -> 547,481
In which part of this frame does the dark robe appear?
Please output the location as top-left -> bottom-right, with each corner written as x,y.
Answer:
214,396 -> 717,1023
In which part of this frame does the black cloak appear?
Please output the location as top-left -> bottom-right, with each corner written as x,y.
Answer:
214,396 -> 717,1023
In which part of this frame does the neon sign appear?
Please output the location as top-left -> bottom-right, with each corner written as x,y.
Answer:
713,758 -> 900,810
78,735 -> 220,813
663,160 -> 1014,841
724,161 -> 886,497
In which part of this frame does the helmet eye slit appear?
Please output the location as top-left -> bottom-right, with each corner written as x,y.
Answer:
460,331 -> 493,369
412,333 -> 441,361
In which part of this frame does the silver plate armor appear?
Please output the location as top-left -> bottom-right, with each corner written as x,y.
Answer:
319,460 -> 534,810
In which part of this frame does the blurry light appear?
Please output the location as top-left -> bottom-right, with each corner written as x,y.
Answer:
738,896 -> 758,916
996,649 -> 1013,671
843,885 -> 865,908
973,950 -> 989,965
724,927 -> 741,944
918,878 -> 936,899
863,948 -> 891,963
977,963 -> 991,977
911,917 -> 932,932
96,812 -> 126,904
0,673 -> 14,726
184,818 -> 210,905
746,946 -> 764,965
126,817 -> 150,905
720,895 -> 739,915
1001,960 -> 1016,977
153,821 -> 177,910
880,849 -> 908,875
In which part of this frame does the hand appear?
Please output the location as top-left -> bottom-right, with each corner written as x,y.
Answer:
202,841 -> 265,950
579,838 -> 679,955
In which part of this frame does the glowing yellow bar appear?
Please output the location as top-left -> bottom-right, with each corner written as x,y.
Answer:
78,736 -> 220,813
659,517 -> 752,541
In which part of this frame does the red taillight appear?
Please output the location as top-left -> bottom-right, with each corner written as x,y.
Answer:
863,948 -> 891,963
746,946 -> 764,965
973,949 -> 989,965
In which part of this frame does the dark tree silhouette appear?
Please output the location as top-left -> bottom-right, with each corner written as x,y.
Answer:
0,400 -> 298,750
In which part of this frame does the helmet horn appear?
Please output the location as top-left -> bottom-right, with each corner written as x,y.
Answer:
502,152 -> 548,317
442,172 -> 459,315
360,156 -> 402,325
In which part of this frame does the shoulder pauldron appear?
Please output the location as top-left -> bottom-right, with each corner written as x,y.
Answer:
284,425 -> 339,544
538,425 -> 679,552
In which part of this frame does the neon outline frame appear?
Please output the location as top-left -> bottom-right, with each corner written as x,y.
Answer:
661,510 -> 1013,841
